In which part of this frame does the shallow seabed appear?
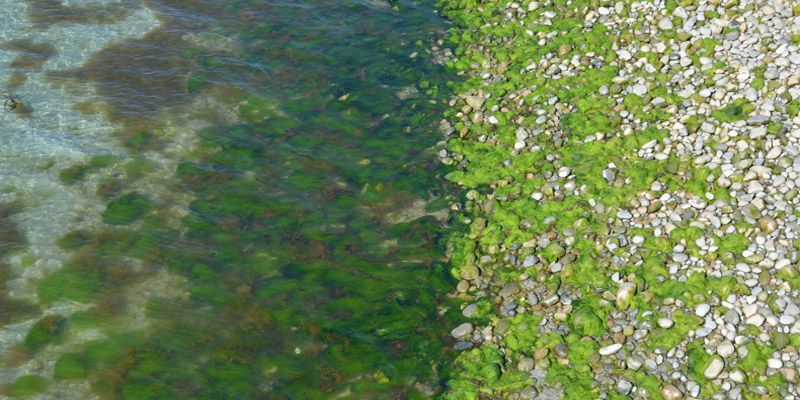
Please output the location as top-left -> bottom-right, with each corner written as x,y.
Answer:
0,0 -> 459,398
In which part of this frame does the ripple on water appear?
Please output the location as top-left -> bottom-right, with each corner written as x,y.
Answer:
0,2 -> 159,273
0,0 -> 160,393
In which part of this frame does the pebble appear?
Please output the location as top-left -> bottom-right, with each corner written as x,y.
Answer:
632,84 -> 648,96
695,303 -> 711,318
729,369 -> 745,383
704,357 -> 724,379
627,355 -> 644,370
465,95 -> 484,110
617,379 -> 633,395
462,303 -> 478,318
717,340 -> 735,358
451,323 -> 473,339
758,216 -> 777,233
768,358 -> 783,369
599,343 -> 623,356
662,384 -> 683,400
658,317 -> 674,328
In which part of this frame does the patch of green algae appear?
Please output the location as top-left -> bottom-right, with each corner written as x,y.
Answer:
8,376 -> 47,398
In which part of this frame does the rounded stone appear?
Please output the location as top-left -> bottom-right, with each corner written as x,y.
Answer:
451,322 -> 474,339
704,357 -> 724,379
662,384 -> 683,400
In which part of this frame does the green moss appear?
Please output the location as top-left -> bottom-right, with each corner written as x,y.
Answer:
711,98 -> 754,123
649,310 -> 702,350
124,158 -> 155,180
446,345 -> 532,399
37,269 -> 100,303
186,71 -> 208,93
716,232 -> 748,256
548,334 -> 600,399
53,353 -> 88,380
124,131 -> 160,152
541,242 -> 565,263
56,230 -> 93,250
239,95 -> 279,122
501,313 -> 542,355
9,376 -> 47,398
569,299 -> 606,337
788,98 -> 800,118
102,192 -> 153,225
58,156 -> 115,185
739,341 -> 773,375
23,315 -> 67,352
686,341 -> 713,383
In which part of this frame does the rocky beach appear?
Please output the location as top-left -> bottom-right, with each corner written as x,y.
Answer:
439,0 -> 800,398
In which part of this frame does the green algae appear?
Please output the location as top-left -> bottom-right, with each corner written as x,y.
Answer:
25,1 -> 465,398
686,341 -> 714,383
23,315 -> 67,352
102,192 -> 153,225
54,353 -> 88,380
550,335 -> 600,399
8,376 -> 47,398
37,268 -> 100,304
569,299 -> 607,337
446,346 -> 532,400
58,155 -> 116,184
649,310 -> 702,350
711,98 -> 755,123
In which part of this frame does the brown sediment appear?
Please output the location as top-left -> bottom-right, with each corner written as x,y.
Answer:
25,0 -> 135,27
2,39 -> 57,89
47,28 -> 194,132
2,39 -> 57,70
46,0 -> 252,135
6,73 -> 28,89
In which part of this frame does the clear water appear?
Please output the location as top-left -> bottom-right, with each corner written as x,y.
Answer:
0,1 -> 458,398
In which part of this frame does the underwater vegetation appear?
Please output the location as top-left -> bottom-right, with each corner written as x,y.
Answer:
7,0 -> 467,398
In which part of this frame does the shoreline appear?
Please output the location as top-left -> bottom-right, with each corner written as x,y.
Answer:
438,0 -> 800,398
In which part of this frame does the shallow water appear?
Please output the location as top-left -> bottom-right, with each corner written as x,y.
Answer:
0,0 -> 458,398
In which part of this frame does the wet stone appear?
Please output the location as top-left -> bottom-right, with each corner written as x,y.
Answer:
704,357 -> 724,379
451,322 -> 474,339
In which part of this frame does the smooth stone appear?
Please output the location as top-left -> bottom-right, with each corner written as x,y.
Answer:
717,340 -> 735,358
599,343 -> 623,356
627,355 -> 644,370
695,303 -> 711,317
617,379 -> 633,395
451,322 -> 474,339
518,357 -> 535,372
758,216 -> 777,233
465,95 -> 484,110
662,384 -> 683,400
704,357 -> 724,379
616,282 -> 637,310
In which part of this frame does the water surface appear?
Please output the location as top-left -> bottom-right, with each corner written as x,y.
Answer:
0,1 -> 459,398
